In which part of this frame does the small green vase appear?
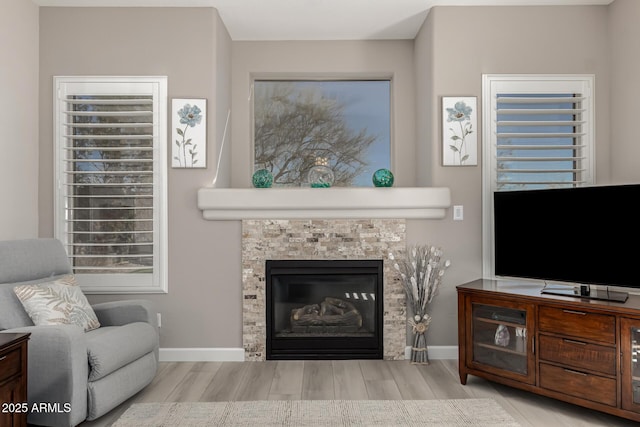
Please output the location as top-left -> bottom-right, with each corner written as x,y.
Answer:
372,168 -> 394,187
252,169 -> 273,188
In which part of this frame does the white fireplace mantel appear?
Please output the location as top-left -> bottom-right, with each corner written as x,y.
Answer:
197,187 -> 451,220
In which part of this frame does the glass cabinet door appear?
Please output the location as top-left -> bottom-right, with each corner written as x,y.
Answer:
621,318 -> 640,413
468,298 -> 535,384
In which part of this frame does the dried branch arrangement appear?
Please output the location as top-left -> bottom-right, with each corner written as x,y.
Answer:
389,245 -> 450,364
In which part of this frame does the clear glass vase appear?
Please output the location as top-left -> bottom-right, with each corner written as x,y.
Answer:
307,157 -> 334,188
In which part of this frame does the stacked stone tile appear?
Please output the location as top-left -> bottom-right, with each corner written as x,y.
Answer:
242,219 -> 407,361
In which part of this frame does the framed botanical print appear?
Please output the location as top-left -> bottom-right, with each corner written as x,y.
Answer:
442,96 -> 477,166
172,98 -> 206,168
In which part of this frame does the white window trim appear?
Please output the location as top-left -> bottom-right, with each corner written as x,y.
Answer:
481,74 -> 595,279
53,76 -> 168,294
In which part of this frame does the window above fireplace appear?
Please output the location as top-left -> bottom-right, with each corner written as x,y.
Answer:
253,80 -> 391,187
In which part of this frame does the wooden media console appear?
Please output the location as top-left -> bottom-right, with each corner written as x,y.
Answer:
458,279 -> 640,422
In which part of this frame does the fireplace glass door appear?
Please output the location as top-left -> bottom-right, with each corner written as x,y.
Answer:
266,260 -> 383,360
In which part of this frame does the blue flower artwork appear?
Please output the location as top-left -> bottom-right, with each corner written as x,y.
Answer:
172,99 -> 207,168
442,97 -> 477,166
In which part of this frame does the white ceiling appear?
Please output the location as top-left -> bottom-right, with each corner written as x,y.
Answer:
32,0 -> 615,41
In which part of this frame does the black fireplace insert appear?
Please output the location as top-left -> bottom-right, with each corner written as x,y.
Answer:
266,259 -> 383,360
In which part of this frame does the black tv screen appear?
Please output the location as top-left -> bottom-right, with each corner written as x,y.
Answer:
493,184 -> 640,289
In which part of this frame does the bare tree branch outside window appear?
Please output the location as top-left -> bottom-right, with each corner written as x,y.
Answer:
254,81 -> 391,187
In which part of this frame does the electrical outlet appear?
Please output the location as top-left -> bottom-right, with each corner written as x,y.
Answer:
157,313 -> 162,328
453,205 -> 464,221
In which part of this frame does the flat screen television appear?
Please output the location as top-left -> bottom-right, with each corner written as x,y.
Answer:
493,184 -> 640,302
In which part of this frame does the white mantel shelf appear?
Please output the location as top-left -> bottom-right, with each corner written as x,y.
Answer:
197,187 -> 451,220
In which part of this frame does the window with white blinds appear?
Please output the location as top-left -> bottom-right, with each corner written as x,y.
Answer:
482,75 -> 595,277
54,77 -> 168,293
495,94 -> 587,190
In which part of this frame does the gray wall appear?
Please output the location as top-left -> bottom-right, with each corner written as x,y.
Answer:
609,0 -> 640,183
2,1 -> 636,351
0,0 -> 39,240
38,7 -> 240,348
231,40 -> 416,187
411,5 -> 610,346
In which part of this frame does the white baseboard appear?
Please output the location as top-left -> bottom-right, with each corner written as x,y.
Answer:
159,347 -> 245,362
404,345 -> 458,360
160,346 -> 459,362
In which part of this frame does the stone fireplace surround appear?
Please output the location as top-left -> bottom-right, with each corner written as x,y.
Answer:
242,219 -> 407,361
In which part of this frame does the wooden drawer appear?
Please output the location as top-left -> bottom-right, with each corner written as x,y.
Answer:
0,346 -> 22,384
538,334 -> 616,375
539,362 -> 616,407
538,306 -> 615,344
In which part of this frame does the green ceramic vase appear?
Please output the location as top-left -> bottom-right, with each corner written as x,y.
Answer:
252,169 -> 274,188
372,168 -> 394,187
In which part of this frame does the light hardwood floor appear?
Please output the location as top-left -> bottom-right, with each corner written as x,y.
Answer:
79,359 -> 638,427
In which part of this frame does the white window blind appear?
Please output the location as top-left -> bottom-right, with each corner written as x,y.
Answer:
495,94 -> 587,190
54,77 -> 168,293
482,75 -> 595,277
484,76 -> 594,192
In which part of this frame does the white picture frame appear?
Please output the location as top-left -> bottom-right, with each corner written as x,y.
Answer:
442,96 -> 477,166
172,98 -> 207,168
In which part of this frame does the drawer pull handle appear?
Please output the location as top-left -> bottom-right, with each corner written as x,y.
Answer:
0,356 -> 6,362
564,368 -> 587,376
564,339 -> 587,346
562,309 -> 587,316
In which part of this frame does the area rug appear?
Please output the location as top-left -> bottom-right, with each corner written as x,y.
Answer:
112,399 -> 521,426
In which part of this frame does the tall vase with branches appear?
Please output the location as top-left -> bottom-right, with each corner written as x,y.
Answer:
389,245 -> 450,364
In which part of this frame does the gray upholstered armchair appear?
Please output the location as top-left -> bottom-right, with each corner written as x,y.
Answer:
0,238 -> 159,427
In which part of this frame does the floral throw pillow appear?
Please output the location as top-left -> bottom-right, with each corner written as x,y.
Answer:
13,275 -> 100,332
